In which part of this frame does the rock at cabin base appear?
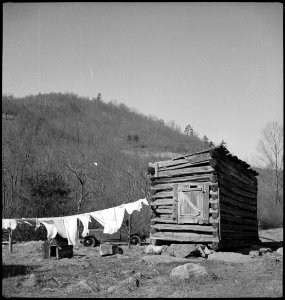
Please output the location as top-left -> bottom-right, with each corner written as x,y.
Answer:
168,244 -> 200,258
249,250 -> 260,257
259,247 -> 272,254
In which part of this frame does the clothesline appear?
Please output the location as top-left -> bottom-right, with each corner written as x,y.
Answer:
2,198 -> 149,245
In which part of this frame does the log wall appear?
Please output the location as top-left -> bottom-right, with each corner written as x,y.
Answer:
149,149 -> 219,245
148,146 -> 259,248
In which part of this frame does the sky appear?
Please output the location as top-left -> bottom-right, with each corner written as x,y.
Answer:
2,2 -> 283,164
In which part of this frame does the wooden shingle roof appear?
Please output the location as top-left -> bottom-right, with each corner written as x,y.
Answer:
171,145 -> 259,177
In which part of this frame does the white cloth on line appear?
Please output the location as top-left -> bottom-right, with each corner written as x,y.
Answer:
53,217 -> 68,238
38,219 -> 58,239
63,215 -> 78,245
77,214 -> 91,237
2,219 -> 17,230
124,198 -> 149,214
89,204 -> 126,234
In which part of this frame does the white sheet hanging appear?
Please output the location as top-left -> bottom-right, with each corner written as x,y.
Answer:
38,219 -> 58,239
89,204 -> 126,234
124,198 -> 149,214
77,214 -> 91,237
2,219 -> 17,230
63,215 -> 78,245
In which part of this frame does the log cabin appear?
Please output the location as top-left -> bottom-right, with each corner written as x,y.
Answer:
148,145 -> 259,250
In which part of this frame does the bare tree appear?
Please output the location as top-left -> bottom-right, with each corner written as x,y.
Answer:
62,149 -> 96,213
256,122 -> 283,203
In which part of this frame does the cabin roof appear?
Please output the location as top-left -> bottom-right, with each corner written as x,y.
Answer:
172,145 -> 259,176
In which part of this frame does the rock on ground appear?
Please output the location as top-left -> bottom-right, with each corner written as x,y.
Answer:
170,263 -> 208,279
276,247 -> 283,256
168,244 -> 200,258
208,252 -> 256,263
144,245 -> 165,255
21,274 -> 39,287
106,272 -> 142,293
259,247 -> 272,254
249,250 -> 261,257
65,279 -> 97,293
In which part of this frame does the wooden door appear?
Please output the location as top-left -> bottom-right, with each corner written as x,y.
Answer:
173,183 -> 210,224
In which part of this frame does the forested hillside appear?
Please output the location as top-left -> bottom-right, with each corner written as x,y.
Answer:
2,93 -> 282,240
2,93 -> 207,224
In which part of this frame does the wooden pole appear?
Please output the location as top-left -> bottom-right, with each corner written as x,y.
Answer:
128,214 -> 132,249
8,228 -> 12,253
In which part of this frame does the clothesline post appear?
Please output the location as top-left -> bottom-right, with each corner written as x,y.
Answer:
128,214 -> 132,249
8,228 -> 13,253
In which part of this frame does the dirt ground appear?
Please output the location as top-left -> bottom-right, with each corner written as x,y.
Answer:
2,228 -> 283,298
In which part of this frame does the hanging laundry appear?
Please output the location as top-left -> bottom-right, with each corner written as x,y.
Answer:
124,198 -> 149,215
89,204 -> 126,234
52,217 -> 67,238
2,197 -> 149,243
2,219 -> 17,230
38,219 -> 58,239
77,214 -> 91,237
20,218 -> 42,230
89,210 -> 106,227
63,215 -> 78,245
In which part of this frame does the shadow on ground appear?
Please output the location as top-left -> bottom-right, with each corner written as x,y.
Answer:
235,240 -> 283,255
2,264 -> 39,278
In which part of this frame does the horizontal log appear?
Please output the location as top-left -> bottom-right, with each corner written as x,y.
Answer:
220,215 -> 257,226
219,187 -> 256,206
150,199 -> 173,206
218,170 -> 257,190
150,232 -> 219,243
221,236 -> 259,241
157,165 -> 215,178
219,186 -> 257,205
151,223 -> 215,232
219,183 -> 257,200
220,195 -> 257,213
155,205 -> 172,210
150,174 -> 216,184
220,205 -> 257,220
211,149 -> 257,181
220,231 -> 259,239
218,174 -> 257,195
229,187 -> 257,200
151,180 -> 212,191
151,217 -> 177,224
154,208 -> 173,214
150,190 -> 173,198
158,213 -> 177,219
220,223 -> 258,232
210,158 -> 257,187
159,160 -> 211,172
182,147 -> 217,158
157,152 -> 212,168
